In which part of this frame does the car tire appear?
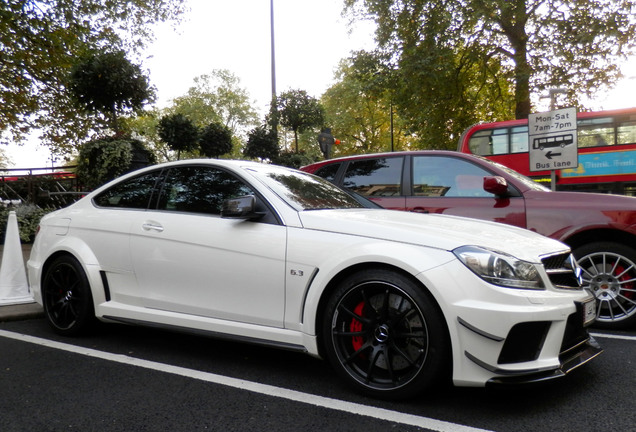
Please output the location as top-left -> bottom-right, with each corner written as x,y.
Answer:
322,269 -> 450,399
42,255 -> 95,336
573,242 -> 636,329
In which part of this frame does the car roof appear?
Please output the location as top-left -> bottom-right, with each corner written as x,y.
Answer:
301,150 -> 475,170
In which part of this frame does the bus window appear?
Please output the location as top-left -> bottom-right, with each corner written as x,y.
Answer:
491,129 -> 508,154
618,121 -> 636,145
510,126 -> 529,153
577,117 -> 614,147
468,130 -> 493,155
468,129 -> 509,156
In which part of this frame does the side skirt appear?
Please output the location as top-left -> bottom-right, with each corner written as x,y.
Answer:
102,315 -> 309,353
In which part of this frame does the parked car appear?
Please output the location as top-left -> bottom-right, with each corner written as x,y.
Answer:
301,150 -> 636,329
28,159 -> 600,399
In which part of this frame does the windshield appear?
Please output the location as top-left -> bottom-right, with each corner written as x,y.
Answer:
478,156 -> 550,192
244,164 -> 367,211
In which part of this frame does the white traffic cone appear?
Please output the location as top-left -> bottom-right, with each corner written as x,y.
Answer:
0,211 -> 33,305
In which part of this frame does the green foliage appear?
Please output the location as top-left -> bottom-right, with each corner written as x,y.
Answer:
244,125 -> 280,161
75,137 -> 155,190
0,147 -> 10,168
0,0 -> 187,149
277,90 -> 325,153
199,122 -> 233,158
0,205 -> 52,243
344,0 -> 636,123
157,113 -> 200,159
127,70 -> 258,162
168,70 -> 259,136
124,110 -> 172,162
273,151 -> 316,169
69,50 -> 154,133
322,56 -> 414,155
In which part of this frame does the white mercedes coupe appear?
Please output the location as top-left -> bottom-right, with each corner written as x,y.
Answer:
28,159 -> 601,399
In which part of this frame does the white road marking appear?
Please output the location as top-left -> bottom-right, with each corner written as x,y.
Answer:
0,329 -> 491,432
591,332 -> 636,341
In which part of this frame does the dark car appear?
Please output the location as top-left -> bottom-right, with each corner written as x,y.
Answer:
301,150 -> 636,329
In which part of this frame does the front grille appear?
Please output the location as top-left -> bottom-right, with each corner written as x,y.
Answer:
541,252 -> 582,289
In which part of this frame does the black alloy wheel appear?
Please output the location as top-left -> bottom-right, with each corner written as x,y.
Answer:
42,255 -> 95,336
322,269 -> 449,399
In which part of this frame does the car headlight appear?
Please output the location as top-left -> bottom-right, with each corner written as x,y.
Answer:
453,246 -> 545,290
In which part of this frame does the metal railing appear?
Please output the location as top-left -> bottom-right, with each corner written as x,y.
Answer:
0,166 -> 82,208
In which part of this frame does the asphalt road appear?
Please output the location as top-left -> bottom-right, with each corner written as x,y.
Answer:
0,316 -> 634,432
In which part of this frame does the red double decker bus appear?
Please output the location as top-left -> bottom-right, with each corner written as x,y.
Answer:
457,107 -> 636,195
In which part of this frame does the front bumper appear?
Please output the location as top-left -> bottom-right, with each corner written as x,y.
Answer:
485,336 -> 602,385
418,260 -> 602,387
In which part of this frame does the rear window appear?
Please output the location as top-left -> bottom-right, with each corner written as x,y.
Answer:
313,163 -> 342,182
93,171 -> 163,209
342,157 -> 404,196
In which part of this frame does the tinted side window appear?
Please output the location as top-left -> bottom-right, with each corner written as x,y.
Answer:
314,163 -> 341,182
412,156 -> 492,197
342,157 -> 403,196
93,171 -> 163,209
158,166 -> 253,215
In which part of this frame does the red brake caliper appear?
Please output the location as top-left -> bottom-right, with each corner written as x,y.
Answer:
617,265 -> 634,300
350,302 -> 365,351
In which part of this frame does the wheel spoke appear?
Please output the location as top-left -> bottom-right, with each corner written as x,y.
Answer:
344,341 -> 372,365
617,294 -> 636,307
390,344 -> 419,368
365,347 -> 385,384
333,329 -> 367,337
379,289 -> 390,321
337,303 -> 373,327
612,298 -> 628,316
381,346 -> 395,384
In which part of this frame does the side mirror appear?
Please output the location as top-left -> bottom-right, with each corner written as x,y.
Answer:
221,195 -> 264,220
483,176 -> 509,197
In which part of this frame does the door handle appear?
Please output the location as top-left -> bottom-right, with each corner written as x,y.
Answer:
411,208 -> 429,214
142,222 -> 164,232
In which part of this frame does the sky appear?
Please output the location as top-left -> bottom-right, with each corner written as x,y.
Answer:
5,0 -> 636,170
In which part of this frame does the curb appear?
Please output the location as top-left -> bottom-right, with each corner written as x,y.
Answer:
0,302 -> 44,322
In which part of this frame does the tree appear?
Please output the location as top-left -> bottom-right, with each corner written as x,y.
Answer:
322,56 -> 414,155
68,50 -> 154,134
0,0 -> 186,147
0,148 -> 10,168
345,0 -> 636,120
199,122 -> 233,158
157,114 -> 199,160
277,90 -> 325,153
244,125 -> 280,161
170,70 -> 259,137
75,137 -> 156,190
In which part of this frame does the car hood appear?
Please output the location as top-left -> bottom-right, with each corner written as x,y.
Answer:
523,189 -> 636,236
298,209 -> 568,262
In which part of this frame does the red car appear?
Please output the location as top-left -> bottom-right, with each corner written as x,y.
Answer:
301,150 -> 636,329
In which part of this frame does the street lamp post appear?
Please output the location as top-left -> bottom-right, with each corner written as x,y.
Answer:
270,0 -> 276,99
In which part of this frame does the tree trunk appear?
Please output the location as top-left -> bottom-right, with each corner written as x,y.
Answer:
513,46 -> 532,119
111,103 -> 120,134
508,0 -> 531,119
